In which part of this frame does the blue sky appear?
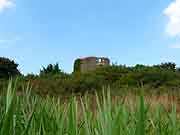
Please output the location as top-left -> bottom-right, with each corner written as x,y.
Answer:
0,0 -> 180,74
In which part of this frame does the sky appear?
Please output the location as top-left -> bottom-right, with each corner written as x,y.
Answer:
0,0 -> 180,74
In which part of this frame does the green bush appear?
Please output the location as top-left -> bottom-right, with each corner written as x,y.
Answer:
0,57 -> 20,78
1,59 -> 180,95
0,81 -> 180,135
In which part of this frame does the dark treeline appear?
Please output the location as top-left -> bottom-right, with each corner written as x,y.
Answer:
1,57 -> 180,96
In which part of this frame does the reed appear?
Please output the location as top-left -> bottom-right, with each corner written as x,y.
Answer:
0,80 -> 179,135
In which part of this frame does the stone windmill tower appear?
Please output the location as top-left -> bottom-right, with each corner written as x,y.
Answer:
74,56 -> 110,73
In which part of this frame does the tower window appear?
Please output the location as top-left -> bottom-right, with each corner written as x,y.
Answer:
98,58 -> 102,63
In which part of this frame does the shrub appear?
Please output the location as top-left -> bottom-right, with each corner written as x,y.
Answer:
0,57 -> 20,78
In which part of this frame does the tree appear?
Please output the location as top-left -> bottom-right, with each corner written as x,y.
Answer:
0,57 -> 20,78
73,59 -> 81,73
161,62 -> 176,71
154,62 -> 176,71
134,64 -> 148,71
40,63 -> 63,76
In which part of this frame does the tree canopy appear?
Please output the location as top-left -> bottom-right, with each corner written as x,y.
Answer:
0,57 -> 20,78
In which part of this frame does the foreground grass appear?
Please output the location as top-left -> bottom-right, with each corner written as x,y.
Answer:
0,81 -> 180,135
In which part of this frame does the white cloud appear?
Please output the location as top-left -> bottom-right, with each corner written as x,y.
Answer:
170,43 -> 180,48
0,39 -> 7,43
0,0 -> 15,12
0,36 -> 20,48
0,36 -> 20,43
164,0 -> 180,37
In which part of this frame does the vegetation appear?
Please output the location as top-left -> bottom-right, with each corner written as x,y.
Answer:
1,57 -> 180,95
74,59 -> 81,73
1,57 -> 180,134
0,80 -> 180,135
30,62 -> 180,95
0,57 -> 20,78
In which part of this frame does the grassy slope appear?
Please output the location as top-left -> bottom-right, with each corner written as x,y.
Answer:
0,81 -> 180,135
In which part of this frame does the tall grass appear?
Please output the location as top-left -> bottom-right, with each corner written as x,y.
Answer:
0,80 -> 180,135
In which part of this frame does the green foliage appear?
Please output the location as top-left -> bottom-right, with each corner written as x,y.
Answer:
10,62 -> 180,95
1,58 -> 180,95
0,57 -> 20,78
158,62 -> 176,71
74,59 -> 81,73
0,81 -> 180,135
40,63 -> 63,76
